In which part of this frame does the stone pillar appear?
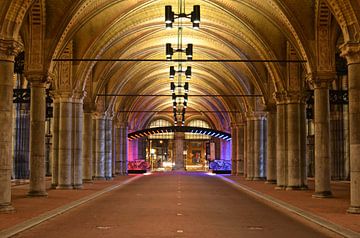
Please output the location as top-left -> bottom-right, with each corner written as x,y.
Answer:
275,93 -> 287,189
115,123 -> 128,175
174,132 -> 185,170
253,115 -> 265,180
104,116 -> 113,179
51,96 -> 60,188
57,95 -> 73,189
236,124 -> 245,176
312,76 -> 333,197
112,125 -> 116,177
266,106 -> 277,183
115,127 -> 121,175
231,126 -> 237,175
27,79 -> 48,196
94,114 -> 106,179
246,117 -> 254,180
0,40 -> 21,212
82,111 -> 93,182
121,125 -> 128,175
72,94 -> 83,189
243,121 -> 247,178
286,93 -> 307,190
340,43 -> 360,213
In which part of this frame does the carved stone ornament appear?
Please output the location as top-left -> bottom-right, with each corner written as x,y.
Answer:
0,39 -> 23,61
340,42 -> 360,64
273,91 -> 287,104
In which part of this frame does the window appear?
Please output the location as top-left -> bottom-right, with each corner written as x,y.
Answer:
185,120 -> 211,140
148,119 -> 174,139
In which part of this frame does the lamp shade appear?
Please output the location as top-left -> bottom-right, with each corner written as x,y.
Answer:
165,6 -> 174,23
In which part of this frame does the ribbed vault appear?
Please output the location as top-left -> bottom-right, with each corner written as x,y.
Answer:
18,0 -> 357,132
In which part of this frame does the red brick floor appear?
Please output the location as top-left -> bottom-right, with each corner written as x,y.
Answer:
224,176 -> 360,233
1,174 -> 359,235
0,176 -> 133,231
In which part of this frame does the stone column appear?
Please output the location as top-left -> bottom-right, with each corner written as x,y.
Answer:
246,117 -> 254,180
286,93 -> 307,190
243,121 -> 248,178
253,115 -> 265,180
27,78 -> 48,196
82,110 -> 93,182
231,126 -> 237,175
115,126 -> 121,175
174,132 -> 185,170
121,125 -> 128,175
0,40 -> 21,212
340,43 -> 360,213
51,96 -> 60,188
104,115 -> 113,180
112,125 -> 116,177
57,95 -> 73,189
266,106 -> 277,183
72,94 -> 83,189
94,113 -> 106,179
275,93 -> 287,189
312,75 -> 333,197
115,123 -> 128,175
236,124 -> 245,176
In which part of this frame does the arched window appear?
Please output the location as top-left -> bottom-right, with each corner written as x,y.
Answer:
148,119 -> 174,139
185,119 -> 211,140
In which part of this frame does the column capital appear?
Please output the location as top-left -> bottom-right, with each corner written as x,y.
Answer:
116,121 -> 128,128
245,111 -> 266,121
306,72 -> 336,89
0,39 -> 23,62
264,103 -> 276,112
340,41 -> 360,65
274,91 -> 287,104
25,73 -> 48,86
285,90 -> 306,104
92,111 -> 106,120
73,91 -> 86,104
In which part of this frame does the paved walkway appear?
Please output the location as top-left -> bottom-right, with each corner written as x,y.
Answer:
0,172 -> 359,237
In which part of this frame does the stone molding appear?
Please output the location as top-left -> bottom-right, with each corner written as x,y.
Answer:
274,90 -> 306,104
0,39 -> 23,61
306,72 -> 336,89
92,111 -> 106,120
245,111 -> 266,121
340,42 -> 360,65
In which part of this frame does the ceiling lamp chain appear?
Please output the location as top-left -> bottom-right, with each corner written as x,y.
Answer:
165,1 -> 200,126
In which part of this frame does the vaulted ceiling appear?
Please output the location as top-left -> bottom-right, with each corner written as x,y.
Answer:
14,0 -> 358,131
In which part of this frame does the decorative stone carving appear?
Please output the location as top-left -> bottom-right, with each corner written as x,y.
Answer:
0,39 -> 23,61
340,42 -> 360,64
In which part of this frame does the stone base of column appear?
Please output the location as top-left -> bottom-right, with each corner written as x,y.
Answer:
253,177 -> 266,181
286,185 -> 308,191
0,203 -> 15,213
312,191 -> 333,198
105,177 -> 113,181
275,185 -> 286,190
27,190 -> 48,197
265,180 -> 276,184
347,206 -> 360,214
94,176 -> 106,180
56,184 -> 73,190
245,177 -> 254,181
236,173 -> 244,176
73,184 -> 83,189
51,183 -> 58,189
82,179 -> 93,183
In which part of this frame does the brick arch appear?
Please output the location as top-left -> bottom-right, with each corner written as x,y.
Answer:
325,0 -> 360,42
0,0 -> 34,40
